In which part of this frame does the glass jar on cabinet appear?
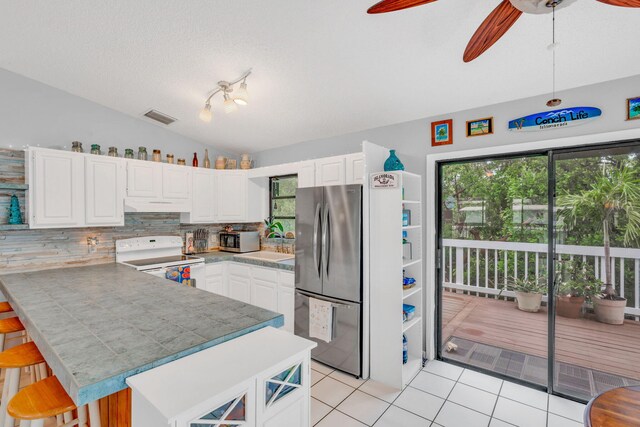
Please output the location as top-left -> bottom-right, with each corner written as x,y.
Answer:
138,146 -> 148,160
71,141 -> 83,153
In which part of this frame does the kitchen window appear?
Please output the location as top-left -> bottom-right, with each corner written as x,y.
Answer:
269,175 -> 297,235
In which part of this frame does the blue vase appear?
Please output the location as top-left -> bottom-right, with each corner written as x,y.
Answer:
384,149 -> 404,171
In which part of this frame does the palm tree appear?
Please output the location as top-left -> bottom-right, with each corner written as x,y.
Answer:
558,159 -> 640,298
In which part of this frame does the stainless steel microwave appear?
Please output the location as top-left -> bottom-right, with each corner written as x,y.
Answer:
219,231 -> 260,253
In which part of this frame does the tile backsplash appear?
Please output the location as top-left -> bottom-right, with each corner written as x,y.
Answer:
0,213 -> 260,273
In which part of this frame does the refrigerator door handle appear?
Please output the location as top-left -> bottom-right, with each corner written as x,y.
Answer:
321,204 -> 328,278
323,205 -> 331,277
295,289 -> 353,309
313,203 -> 322,278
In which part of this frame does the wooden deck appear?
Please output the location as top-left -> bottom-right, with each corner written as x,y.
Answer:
442,291 -> 640,381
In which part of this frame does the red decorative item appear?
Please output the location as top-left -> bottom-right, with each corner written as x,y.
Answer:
192,152 -> 198,167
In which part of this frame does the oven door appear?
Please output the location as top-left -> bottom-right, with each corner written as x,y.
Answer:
143,263 -> 205,289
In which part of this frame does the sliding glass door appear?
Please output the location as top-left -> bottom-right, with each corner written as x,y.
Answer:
437,140 -> 640,401
552,143 -> 640,401
438,154 -> 549,388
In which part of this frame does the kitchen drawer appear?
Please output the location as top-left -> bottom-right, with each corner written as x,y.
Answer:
251,266 -> 278,284
228,262 -> 251,277
278,271 -> 295,288
205,263 -> 224,276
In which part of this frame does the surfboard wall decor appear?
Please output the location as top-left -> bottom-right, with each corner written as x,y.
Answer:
508,107 -> 602,132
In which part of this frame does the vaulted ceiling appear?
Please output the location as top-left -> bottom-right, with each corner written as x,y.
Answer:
1,0 -> 639,153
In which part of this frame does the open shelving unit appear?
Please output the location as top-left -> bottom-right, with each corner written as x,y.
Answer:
369,170 -> 423,390
0,182 -> 28,230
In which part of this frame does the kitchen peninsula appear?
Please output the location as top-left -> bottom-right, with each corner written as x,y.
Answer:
0,263 -> 314,426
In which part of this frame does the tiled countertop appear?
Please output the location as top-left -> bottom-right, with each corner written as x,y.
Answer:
0,264 -> 283,405
199,250 -> 295,271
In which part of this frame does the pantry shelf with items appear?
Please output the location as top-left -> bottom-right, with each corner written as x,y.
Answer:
369,169 -> 423,390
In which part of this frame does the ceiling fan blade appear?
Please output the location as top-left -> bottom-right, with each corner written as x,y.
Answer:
367,0 -> 437,14
463,0 -> 522,63
596,0 -> 640,6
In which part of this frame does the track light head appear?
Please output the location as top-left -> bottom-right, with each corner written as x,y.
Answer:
234,82 -> 249,106
199,103 -> 212,122
223,93 -> 238,114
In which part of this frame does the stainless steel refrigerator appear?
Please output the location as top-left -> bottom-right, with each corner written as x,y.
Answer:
294,184 -> 362,377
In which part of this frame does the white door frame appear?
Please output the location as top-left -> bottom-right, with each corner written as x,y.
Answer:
424,128 -> 640,360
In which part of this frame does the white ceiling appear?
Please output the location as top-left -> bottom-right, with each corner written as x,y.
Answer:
1,0 -> 639,154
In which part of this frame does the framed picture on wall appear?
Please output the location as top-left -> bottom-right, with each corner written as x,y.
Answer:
466,117 -> 493,137
627,96 -> 640,121
431,119 -> 453,146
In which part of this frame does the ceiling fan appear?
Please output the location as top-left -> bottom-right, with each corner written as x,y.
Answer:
367,0 -> 640,62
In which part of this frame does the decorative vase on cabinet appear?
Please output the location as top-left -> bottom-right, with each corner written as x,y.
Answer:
384,149 -> 404,171
204,149 -> 211,169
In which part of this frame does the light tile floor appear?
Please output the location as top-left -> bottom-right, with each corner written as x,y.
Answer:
311,360 -> 586,427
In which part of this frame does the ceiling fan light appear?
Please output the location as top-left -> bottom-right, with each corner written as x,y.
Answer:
223,94 -> 238,113
199,103 -> 212,122
233,82 -> 249,106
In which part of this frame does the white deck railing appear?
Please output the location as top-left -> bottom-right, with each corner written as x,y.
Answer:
442,239 -> 640,316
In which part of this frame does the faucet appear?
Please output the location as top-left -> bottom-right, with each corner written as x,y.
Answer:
278,232 -> 285,253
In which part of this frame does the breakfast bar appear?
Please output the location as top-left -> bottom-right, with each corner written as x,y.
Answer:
0,263 -> 313,426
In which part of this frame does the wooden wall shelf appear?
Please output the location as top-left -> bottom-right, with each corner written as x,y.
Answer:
0,183 -> 28,191
0,224 -> 28,231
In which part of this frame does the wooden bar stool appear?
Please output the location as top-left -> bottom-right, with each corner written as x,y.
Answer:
0,316 -> 24,353
0,302 -> 13,315
7,376 -> 101,427
0,341 -> 48,427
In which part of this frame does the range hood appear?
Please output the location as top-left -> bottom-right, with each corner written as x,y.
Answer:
124,198 -> 190,213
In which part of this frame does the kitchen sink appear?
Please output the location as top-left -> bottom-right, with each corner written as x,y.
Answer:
234,251 -> 295,262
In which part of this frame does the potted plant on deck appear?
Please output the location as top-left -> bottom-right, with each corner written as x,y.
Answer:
556,259 -> 602,319
558,160 -> 640,325
507,276 -> 547,313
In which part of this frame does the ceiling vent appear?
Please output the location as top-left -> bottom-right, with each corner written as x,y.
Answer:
142,109 -> 177,125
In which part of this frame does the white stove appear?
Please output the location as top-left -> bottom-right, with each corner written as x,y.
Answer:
116,236 -> 205,288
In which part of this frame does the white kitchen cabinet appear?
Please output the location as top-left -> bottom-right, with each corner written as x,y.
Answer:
27,148 -> 85,228
186,382 -> 256,427
256,357 -> 309,427
277,286 -> 295,333
162,163 -> 191,200
251,278 -> 278,312
205,263 -> 227,296
127,327 -> 314,427
345,153 -> 365,185
277,271 -> 295,333
297,161 -> 316,188
203,262 -> 295,333
126,160 -> 162,198
229,275 -> 251,303
251,266 -> 278,312
181,169 -> 216,224
215,171 -> 248,222
228,264 -> 252,303
315,156 -> 346,186
84,156 -> 125,226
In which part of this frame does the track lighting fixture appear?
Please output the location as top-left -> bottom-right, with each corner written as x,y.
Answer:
199,69 -> 251,121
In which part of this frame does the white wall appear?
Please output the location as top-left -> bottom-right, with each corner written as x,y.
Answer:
252,74 -> 640,171
0,68 -> 234,160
